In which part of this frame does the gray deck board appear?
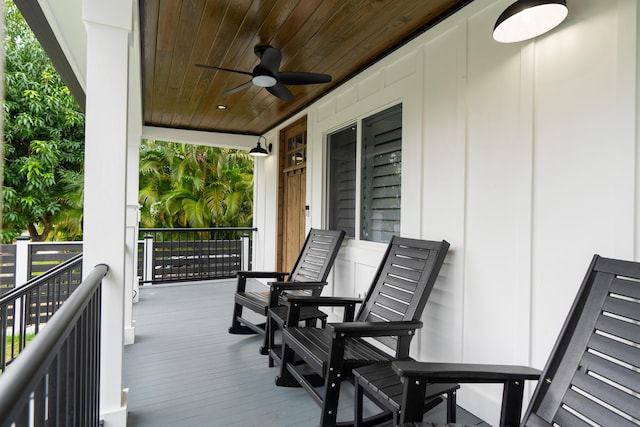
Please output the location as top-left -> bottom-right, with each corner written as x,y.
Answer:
124,279 -> 489,426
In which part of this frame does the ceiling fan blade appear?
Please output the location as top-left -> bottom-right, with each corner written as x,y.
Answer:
267,83 -> 294,102
195,63 -> 253,77
260,47 -> 282,75
222,80 -> 253,96
277,71 -> 332,85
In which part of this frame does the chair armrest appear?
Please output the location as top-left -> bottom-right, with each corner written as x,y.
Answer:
283,296 -> 363,323
391,361 -> 541,425
269,281 -> 326,292
237,270 -> 289,279
329,320 -> 423,338
235,271 -> 288,292
268,281 -> 327,307
391,361 -> 541,383
282,295 -> 363,306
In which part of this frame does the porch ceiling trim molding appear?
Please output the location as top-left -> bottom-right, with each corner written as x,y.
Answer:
141,126 -> 257,150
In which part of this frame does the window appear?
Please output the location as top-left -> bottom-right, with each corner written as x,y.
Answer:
361,105 -> 402,242
327,126 -> 357,238
326,104 -> 402,243
286,127 -> 306,167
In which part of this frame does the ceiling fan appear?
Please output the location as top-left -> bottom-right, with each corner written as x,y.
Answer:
195,45 -> 331,102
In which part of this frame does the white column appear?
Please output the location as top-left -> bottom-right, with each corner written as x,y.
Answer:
124,2 -> 143,342
13,236 -> 30,334
241,234 -> 250,271
14,236 -> 30,286
143,234 -> 154,283
82,0 -> 132,425
124,140 -> 140,344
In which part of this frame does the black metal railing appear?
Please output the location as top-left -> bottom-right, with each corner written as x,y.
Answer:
0,253 -> 83,371
0,244 -> 17,297
29,242 -> 83,278
0,263 -> 107,427
0,241 -> 82,296
0,229 -> 252,291
138,227 -> 255,284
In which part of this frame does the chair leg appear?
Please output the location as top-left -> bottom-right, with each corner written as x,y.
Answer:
229,301 -> 244,333
228,302 -> 256,334
501,380 -> 525,426
319,370 -> 342,427
354,379 -> 364,427
319,338 -> 346,427
447,390 -> 457,423
267,316 -> 274,367
354,382 -> 395,427
274,341 -> 301,387
259,314 -> 270,355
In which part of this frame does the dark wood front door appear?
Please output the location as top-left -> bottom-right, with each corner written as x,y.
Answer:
277,117 -> 307,272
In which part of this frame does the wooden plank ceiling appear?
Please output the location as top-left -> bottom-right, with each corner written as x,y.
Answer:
141,0 -> 473,136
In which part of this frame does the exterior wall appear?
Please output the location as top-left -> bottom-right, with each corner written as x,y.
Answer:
254,0 -> 640,423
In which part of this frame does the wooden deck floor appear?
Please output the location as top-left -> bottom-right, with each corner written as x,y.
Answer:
124,279 -> 489,426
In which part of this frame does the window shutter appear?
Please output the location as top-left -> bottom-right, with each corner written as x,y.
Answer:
361,105 -> 402,243
328,127 -> 356,237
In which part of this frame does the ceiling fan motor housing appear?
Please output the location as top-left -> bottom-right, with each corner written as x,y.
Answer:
195,45 -> 331,101
252,65 -> 277,87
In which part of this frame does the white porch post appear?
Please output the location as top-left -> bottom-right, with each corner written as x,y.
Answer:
82,0 -> 132,425
13,236 -> 30,334
14,236 -> 30,286
124,2 -> 143,342
124,139 -> 141,344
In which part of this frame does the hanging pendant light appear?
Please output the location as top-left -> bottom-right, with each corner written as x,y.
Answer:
249,136 -> 272,157
493,0 -> 568,43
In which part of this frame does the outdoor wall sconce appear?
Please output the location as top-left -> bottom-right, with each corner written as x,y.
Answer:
249,136 -> 272,157
493,0 -> 568,43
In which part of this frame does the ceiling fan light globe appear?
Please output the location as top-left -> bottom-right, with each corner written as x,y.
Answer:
252,75 -> 277,87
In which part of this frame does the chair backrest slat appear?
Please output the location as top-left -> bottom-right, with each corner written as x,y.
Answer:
355,236 -> 449,351
524,255 -> 640,427
365,302 -> 404,323
288,229 -> 345,284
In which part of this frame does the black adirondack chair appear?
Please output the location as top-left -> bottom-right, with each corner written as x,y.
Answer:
275,236 -> 452,427
229,228 -> 345,354
355,254 -> 640,426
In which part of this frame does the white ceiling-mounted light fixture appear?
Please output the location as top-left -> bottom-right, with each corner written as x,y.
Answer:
252,74 -> 277,87
249,136 -> 272,157
493,0 -> 568,43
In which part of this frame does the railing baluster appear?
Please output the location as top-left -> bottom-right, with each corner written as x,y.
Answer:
50,353 -> 60,425
60,336 -> 70,426
76,317 -> 85,426
14,400 -> 29,427
171,230 -> 176,280
0,305 -> 6,369
90,288 -> 101,425
33,374 -> 46,426
19,294 -> 27,354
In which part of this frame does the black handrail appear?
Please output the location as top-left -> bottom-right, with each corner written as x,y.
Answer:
0,252 -> 83,304
0,264 -> 108,427
139,227 -> 257,233
0,253 -> 83,370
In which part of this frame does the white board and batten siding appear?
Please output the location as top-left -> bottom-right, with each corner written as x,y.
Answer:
251,0 -> 640,424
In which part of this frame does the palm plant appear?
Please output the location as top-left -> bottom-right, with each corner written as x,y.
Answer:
139,140 -> 254,228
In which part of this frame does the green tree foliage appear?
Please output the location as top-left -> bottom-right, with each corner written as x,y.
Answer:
2,1 -> 85,242
139,140 -> 254,228
2,2 -> 254,241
